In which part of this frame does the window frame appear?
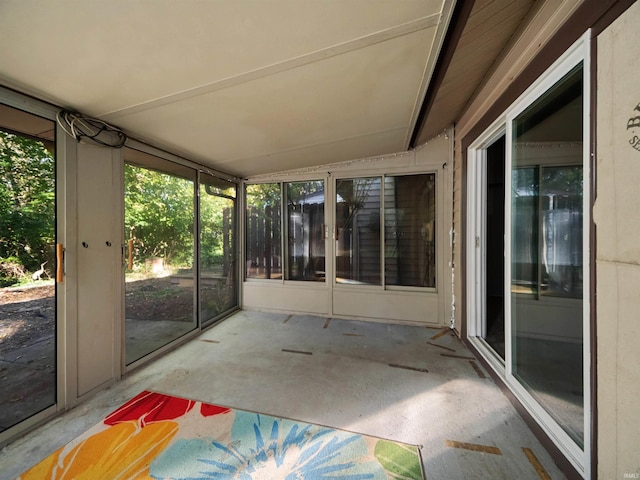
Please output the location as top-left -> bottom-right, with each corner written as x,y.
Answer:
383,172 -> 437,290
333,172 -> 438,293
244,181 -> 284,282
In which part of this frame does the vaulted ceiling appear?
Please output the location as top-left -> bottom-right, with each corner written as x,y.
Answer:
0,1 -> 454,177
0,1 -> 541,178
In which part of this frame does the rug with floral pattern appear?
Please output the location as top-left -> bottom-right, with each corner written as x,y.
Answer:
19,390 -> 424,479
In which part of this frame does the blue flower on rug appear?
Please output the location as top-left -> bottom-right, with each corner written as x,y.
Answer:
149,411 -> 386,479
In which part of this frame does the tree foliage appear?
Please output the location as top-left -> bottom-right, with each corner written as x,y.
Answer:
0,131 -> 55,284
125,165 -> 235,270
200,184 -> 235,270
124,164 -> 196,266
1,132 -> 236,283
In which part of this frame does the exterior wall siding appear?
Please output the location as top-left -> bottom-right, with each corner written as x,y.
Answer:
453,0 -> 584,334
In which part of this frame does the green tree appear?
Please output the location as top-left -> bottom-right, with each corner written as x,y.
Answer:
0,131 -> 55,282
200,184 -> 235,269
124,164 -> 195,267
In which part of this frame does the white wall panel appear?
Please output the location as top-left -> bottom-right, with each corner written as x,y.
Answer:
75,144 -> 122,397
333,289 -> 440,325
243,283 -> 330,316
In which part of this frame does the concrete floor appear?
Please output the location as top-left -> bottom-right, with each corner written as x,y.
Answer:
0,311 -> 566,479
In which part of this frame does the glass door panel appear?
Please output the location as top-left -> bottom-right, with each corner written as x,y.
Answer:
384,174 -> 436,288
286,181 -> 325,281
335,178 -> 381,285
124,155 -> 197,365
200,175 -> 237,325
0,116 -> 56,432
510,64 -> 584,447
245,183 -> 282,280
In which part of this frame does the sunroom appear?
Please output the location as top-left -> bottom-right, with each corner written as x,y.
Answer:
1,1 -> 639,479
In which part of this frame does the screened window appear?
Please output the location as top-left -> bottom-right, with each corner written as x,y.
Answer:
335,178 -> 381,285
286,181 -> 325,281
246,174 -> 437,288
124,152 -> 198,365
200,174 -> 237,324
0,107 -> 57,432
384,174 -> 436,287
245,183 -> 282,279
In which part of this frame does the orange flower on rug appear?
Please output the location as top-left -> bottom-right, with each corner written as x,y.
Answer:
19,390 -> 424,479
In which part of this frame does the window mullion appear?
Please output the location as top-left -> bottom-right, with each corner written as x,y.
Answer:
381,175 -> 385,289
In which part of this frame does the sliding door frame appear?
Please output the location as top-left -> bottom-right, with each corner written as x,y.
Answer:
466,33 -> 591,477
0,88 -> 67,446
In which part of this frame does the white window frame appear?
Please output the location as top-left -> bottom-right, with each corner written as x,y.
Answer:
466,32 -> 591,478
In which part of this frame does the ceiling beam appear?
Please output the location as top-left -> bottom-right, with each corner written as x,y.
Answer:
101,14 -> 440,122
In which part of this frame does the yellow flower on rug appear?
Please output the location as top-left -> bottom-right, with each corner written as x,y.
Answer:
19,420 -> 178,480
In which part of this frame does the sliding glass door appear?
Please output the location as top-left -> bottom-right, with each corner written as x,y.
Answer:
468,39 -> 589,474
0,106 -> 57,433
509,64 -> 585,447
124,149 -> 197,365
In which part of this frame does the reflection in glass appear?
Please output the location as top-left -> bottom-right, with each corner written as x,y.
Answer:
540,166 -> 583,298
512,168 -> 539,295
286,181 -> 325,281
335,178 -> 381,285
124,163 -> 197,365
384,174 -> 436,287
0,126 -> 56,432
200,175 -> 237,325
511,64 -> 584,446
245,183 -> 282,279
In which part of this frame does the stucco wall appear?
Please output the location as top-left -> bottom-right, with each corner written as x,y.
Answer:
594,2 -> 640,477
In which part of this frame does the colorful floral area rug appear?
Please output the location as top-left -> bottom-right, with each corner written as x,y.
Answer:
19,390 -> 425,479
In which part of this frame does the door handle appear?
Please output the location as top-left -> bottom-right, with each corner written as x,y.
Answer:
56,244 -> 64,283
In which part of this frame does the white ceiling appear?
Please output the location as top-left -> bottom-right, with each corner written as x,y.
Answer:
0,0 -> 454,177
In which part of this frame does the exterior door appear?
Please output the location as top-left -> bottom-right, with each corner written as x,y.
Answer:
124,148 -> 198,366
467,39 -> 590,475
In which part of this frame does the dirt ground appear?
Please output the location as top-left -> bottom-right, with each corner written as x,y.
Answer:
0,277 -> 195,431
0,284 -> 55,354
125,277 -> 194,323
0,284 -> 56,431
0,274 -> 233,431
0,277 -> 196,355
